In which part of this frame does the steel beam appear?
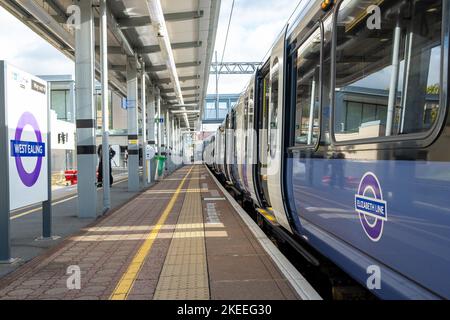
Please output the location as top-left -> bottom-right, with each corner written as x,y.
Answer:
157,86 -> 200,94
116,10 -> 204,29
158,75 -> 200,84
210,62 -> 262,75
135,41 -> 202,55
146,61 -> 201,73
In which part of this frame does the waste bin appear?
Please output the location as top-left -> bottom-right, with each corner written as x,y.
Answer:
155,155 -> 167,178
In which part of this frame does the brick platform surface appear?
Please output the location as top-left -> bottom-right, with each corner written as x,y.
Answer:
0,165 -> 299,300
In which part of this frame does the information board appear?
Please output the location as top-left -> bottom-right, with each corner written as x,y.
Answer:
2,62 -> 48,210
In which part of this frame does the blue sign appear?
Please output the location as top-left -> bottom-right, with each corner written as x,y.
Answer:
355,195 -> 387,220
355,172 -> 388,242
11,140 -> 46,157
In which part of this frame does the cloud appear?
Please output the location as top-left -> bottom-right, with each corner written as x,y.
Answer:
0,7 -> 74,77
207,0 -> 305,94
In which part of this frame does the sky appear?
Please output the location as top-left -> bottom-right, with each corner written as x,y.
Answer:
0,0 -> 304,94
0,6 -> 75,76
206,0 -> 305,94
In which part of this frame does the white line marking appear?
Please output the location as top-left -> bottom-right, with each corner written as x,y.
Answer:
203,197 -> 226,201
206,202 -> 221,224
10,178 -> 128,220
206,165 -> 322,300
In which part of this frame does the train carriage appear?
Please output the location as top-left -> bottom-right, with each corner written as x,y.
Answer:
211,0 -> 450,299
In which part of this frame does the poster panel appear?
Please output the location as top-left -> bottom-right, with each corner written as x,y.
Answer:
4,62 -> 48,210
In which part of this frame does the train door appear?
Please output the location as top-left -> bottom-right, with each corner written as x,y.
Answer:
235,95 -> 246,192
217,126 -> 225,176
245,78 -> 259,203
267,27 -> 292,231
256,68 -> 272,207
224,111 -> 234,184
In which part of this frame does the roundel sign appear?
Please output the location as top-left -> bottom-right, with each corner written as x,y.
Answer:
11,112 -> 45,187
354,172 -> 387,242
2,62 -> 48,210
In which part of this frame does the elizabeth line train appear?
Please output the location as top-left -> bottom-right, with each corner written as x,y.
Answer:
204,0 -> 450,299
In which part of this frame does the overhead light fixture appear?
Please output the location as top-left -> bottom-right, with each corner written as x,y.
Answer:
146,0 -> 190,129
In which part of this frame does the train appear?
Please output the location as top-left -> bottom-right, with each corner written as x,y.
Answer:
204,0 -> 449,299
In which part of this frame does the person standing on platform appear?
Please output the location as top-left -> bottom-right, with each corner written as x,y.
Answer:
124,149 -> 128,168
97,144 -> 116,188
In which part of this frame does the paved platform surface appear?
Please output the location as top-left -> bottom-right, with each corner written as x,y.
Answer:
0,173 -> 142,279
0,165 -> 299,300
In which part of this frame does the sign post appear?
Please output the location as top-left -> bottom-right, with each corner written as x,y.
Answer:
0,61 -> 50,262
38,82 -> 58,241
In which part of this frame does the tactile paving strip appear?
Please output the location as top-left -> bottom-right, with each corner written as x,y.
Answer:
153,168 -> 210,300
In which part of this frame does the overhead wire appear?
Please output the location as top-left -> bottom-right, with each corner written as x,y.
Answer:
259,0 -> 305,63
217,0 -> 236,84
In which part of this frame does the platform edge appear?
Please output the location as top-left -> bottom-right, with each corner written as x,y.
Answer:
205,165 -> 322,301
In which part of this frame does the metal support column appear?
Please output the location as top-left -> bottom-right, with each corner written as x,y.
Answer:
163,107 -> 168,154
166,110 -> 171,172
100,0 -> 110,212
127,56 -> 140,191
148,87 -> 156,181
140,61 -> 149,186
75,0 -> 97,218
157,90 -> 162,156
155,89 -> 162,180
170,113 -> 175,171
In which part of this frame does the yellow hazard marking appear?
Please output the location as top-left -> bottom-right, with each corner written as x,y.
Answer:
128,139 -> 138,145
109,166 -> 194,300
256,208 -> 276,222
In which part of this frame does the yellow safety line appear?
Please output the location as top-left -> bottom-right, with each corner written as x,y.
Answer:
109,166 -> 194,300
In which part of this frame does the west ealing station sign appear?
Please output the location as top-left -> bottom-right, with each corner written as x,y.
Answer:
1,61 -> 48,210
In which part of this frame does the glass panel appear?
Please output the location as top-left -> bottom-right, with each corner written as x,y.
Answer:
345,101 -> 362,133
260,73 -> 270,165
205,101 -> 217,119
321,14 -> 333,145
51,90 -> 68,121
218,101 -> 228,118
295,28 -> 321,146
269,59 -> 279,158
334,0 -> 442,142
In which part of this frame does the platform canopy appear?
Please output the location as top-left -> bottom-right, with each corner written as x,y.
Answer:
0,0 -> 221,129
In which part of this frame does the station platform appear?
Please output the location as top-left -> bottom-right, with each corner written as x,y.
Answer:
0,165 -> 317,300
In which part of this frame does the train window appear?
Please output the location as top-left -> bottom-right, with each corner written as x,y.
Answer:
218,101 -> 228,118
321,14 -> 333,146
269,58 -> 279,158
334,0 -> 443,143
205,101 -> 217,120
259,72 -> 270,167
294,28 -> 321,146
